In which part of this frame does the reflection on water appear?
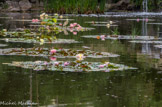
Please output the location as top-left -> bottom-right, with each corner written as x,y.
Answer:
0,12 -> 162,107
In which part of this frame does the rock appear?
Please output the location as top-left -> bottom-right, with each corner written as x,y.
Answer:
6,1 -> 20,11
30,0 -> 36,3
105,0 -> 134,11
19,0 -> 32,11
127,4 -> 135,10
39,1 -> 44,7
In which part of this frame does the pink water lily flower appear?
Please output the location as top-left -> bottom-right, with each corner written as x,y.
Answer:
99,65 -> 105,68
70,29 -> 74,32
73,32 -> 77,35
54,62 -> 59,66
70,24 -> 74,28
76,26 -> 82,31
44,61 -> 48,65
73,23 -> 77,27
100,35 -> 106,41
32,19 -> 39,23
137,18 -> 140,22
50,57 -> 57,61
77,24 -> 81,27
50,49 -> 57,54
145,18 -> 148,22
64,62 -> 69,66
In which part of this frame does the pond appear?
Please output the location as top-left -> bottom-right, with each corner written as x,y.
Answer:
0,12 -> 162,107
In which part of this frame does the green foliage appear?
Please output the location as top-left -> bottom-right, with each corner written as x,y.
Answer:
43,0 -> 106,13
0,2 -> 9,9
112,28 -> 119,35
131,28 -> 140,38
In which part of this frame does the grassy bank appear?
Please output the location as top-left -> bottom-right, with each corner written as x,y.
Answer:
43,0 -> 106,14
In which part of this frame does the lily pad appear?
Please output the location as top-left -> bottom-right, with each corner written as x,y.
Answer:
130,40 -> 162,44
92,24 -> 118,27
147,23 -> 162,25
3,61 -> 136,72
0,44 -> 7,47
154,45 -> 162,48
85,21 -> 110,24
12,19 -> 32,22
126,19 -> 154,21
0,17 -> 13,19
82,35 -> 158,40
57,19 -> 74,21
0,38 -> 80,44
0,48 -> 119,58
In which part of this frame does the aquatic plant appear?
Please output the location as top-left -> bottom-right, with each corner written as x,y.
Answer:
131,28 -> 140,39
0,13 -> 94,45
0,38 -> 79,44
83,35 -> 156,40
3,61 -> 136,72
0,48 -> 119,58
76,54 -> 85,61
111,28 -> 119,36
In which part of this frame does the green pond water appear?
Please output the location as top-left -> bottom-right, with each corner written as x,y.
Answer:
0,13 -> 162,107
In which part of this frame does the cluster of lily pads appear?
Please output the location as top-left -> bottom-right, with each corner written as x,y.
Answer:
82,35 -> 160,41
3,61 -> 136,72
0,48 -> 119,58
0,13 -> 137,72
0,13 -> 93,45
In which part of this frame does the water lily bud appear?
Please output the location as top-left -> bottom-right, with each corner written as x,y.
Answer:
5,38 -> 9,42
40,39 -> 44,45
45,14 -> 48,19
54,13 -> 58,16
60,15 -> 63,19
3,29 -> 7,32
107,24 -> 110,28
109,21 -> 113,24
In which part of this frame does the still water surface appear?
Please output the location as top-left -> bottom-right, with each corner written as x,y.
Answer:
0,12 -> 162,107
